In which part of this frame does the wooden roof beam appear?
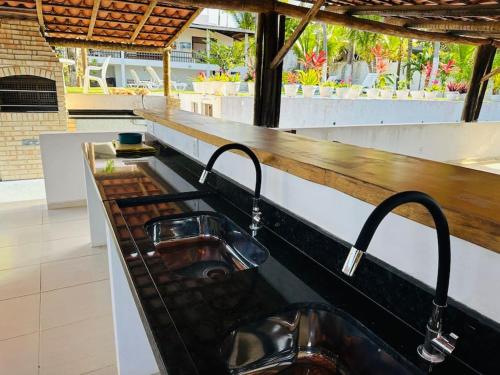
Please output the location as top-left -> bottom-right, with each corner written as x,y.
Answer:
166,8 -> 203,47
385,19 -> 500,33
46,37 -> 165,52
130,0 -> 158,43
172,0 -> 494,46
325,4 -> 500,18
270,0 -> 326,70
35,0 -> 45,30
87,0 -> 101,39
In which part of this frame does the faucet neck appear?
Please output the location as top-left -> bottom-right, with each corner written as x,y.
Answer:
353,191 -> 451,306
204,143 -> 262,199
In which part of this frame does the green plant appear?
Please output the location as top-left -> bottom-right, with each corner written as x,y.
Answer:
397,80 -> 408,90
228,73 -> 240,82
200,40 -> 244,73
297,69 -> 320,86
426,82 -> 443,92
376,73 -> 395,89
336,80 -> 351,88
210,72 -> 229,82
103,160 -> 115,174
351,84 -> 363,90
492,74 -> 500,94
320,81 -> 337,88
283,71 -> 299,85
193,72 -> 206,82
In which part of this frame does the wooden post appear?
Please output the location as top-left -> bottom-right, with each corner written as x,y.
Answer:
163,47 -> 171,97
253,12 -> 285,128
461,45 -> 497,122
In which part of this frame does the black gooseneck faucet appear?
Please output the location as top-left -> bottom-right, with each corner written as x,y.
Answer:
199,143 -> 263,233
341,191 -> 458,364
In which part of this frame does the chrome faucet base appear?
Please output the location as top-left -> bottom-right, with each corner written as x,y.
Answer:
341,246 -> 364,276
199,169 -> 209,184
417,344 -> 446,364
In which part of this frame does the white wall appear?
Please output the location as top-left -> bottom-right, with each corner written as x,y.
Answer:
40,131 -> 140,209
290,122 -> 500,163
66,94 -> 167,111
147,120 -> 500,324
205,96 -> 500,127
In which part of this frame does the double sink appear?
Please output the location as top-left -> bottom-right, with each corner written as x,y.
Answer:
140,209 -> 416,374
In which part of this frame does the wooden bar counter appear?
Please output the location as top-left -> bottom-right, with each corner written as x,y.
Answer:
135,108 -> 500,254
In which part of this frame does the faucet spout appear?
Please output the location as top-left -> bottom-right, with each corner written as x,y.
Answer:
199,143 -> 263,232
341,191 -> 457,364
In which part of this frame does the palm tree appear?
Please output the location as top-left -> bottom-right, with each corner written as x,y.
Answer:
230,12 -> 256,30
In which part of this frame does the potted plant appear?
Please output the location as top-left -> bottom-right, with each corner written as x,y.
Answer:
319,81 -> 335,97
366,86 -> 379,99
245,71 -> 255,96
445,82 -> 461,101
348,84 -> 363,99
335,81 -> 351,99
424,81 -> 442,99
283,71 -> 299,97
298,69 -> 319,98
396,80 -> 409,99
192,72 -> 207,94
377,74 -> 394,99
224,73 -> 241,96
212,72 -> 229,95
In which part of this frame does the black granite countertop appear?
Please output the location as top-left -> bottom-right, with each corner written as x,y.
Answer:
84,140 -> 495,375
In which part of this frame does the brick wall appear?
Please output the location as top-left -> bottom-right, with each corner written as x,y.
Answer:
0,18 -> 67,181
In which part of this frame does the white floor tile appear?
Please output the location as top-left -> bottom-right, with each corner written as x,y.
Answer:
40,235 -> 102,264
42,206 -> 88,224
82,364 -> 118,375
39,314 -> 116,375
0,333 -> 39,375
0,224 -> 43,249
0,205 -> 43,229
0,242 -> 42,271
0,265 -> 40,301
0,294 -> 39,340
41,280 -> 112,330
41,253 -> 109,291
41,219 -> 90,242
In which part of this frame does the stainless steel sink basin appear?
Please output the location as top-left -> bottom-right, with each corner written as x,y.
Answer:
221,303 -> 418,374
144,212 -> 269,280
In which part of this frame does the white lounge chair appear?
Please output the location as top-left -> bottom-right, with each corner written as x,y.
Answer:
146,66 -> 163,88
83,56 -> 111,94
129,69 -> 155,89
361,72 -> 378,89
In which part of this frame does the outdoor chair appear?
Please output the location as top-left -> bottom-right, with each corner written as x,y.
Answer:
83,56 -> 111,94
361,72 -> 378,89
146,66 -> 163,88
129,69 -> 155,89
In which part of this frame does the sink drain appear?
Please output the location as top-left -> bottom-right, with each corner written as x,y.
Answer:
204,265 -> 230,280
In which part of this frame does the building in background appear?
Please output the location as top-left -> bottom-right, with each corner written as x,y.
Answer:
74,9 -> 252,89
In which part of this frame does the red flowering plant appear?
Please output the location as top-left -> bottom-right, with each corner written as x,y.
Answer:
438,59 -> 456,86
371,44 -> 394,89
300,51 -> 327,71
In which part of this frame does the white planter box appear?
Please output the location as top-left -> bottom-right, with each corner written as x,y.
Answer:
396,90 -> 409,100
445,91 -> 460,101
424,91 -> 438,100
223,82 -> 240,96
366,88 -> 379,99
192,82 -> 203,94
284,84 -> 299,97
336,87 -> 350,99
247,82 -> 255,96
348,87 -> 362,99
410,90 -> 425,100
302,85 -> 317,98
205,81 -> 216,95
319,86 -> 333,97
380,89 -> 394,99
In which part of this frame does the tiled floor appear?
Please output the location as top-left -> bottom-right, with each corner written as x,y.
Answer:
0,196 -> 117,375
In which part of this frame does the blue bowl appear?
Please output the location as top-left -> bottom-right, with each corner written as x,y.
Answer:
118,132 -> 142,145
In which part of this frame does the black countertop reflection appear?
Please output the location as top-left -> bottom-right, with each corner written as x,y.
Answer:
86,142 -> 487,375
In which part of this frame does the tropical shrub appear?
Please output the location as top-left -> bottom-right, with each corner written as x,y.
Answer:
283,71 -> 299,84
297,69 -> 320,86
